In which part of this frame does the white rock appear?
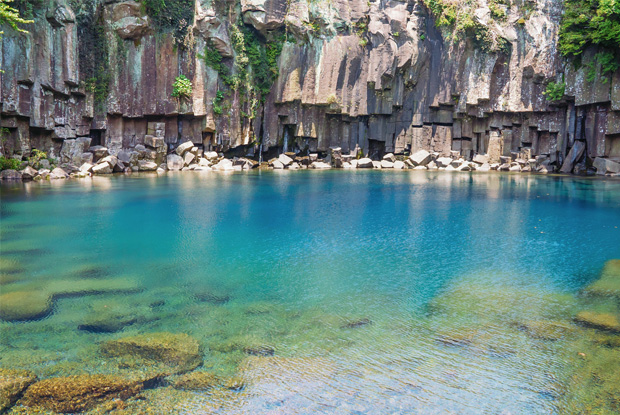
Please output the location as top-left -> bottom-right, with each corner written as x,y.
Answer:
393,160 -> 405,169
198,158 -> 211,167
184,152 -> 195,166
50,167 -> 68,179
509,164 -> 521,172
92,163 -> 112,175
167,154 -> 184,171
278,153 -> 294,166
436,157 -> 453,167
79,163 -> 94,173
310,161 -> 331,169
100,155 -> 118,168
287,162 -> 300,170
156,167 -> 166,174
205,151 -> 219,161
138,160 -> 158,171
372,161 -> 382,169
272,160 -> 284,169
414,165 -> 427,170
357,158 -> 373,168
380,160 -> 394,168
427,161 -> 438,170
350,160 -> 359,168
409,150 -> 432,166
175,141 -> 194,156
472,154 -> 489,164
382,153 -> 396,162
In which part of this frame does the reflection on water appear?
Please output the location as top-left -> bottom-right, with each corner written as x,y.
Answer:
1,171 -> 620,414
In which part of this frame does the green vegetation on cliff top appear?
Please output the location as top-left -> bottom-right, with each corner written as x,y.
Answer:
559,0 -> 620,57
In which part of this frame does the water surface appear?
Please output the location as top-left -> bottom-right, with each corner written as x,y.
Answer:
1,171 -> 620,414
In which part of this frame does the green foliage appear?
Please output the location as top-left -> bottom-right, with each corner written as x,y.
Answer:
585,51 -> 620,82
28,148 -> 47,167
140,0 -> 194,42
0,0 -> 33,43
544,81 -> 566,102
559,0 -> 620,57
0,156 -> 20,171
212,90 -> 224,115
421,0 -> 509,53
172,75 -> 193,98
0,127 -> 10,155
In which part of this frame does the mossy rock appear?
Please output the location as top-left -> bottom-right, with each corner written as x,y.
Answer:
574,311 -> 620,332
0,273 -> 20,285
77,300 -> 150,333
591,332 -> 620,348
519,320 -> 579,341
170,371 -> 220,390
45,278 -> 141,297
0,368 -> 38,413
20,374 -> 145,413
0,291 -> 52,321
101,332 -> 203,375
584,259 -> 620,298
0,258 -> 23,274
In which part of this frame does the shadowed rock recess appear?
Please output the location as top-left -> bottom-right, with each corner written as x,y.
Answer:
1,0 -> 619,175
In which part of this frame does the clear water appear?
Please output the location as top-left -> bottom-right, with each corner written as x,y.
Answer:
1,171 -> 620,414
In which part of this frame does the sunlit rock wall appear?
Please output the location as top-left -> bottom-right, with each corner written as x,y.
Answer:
1,0 -> 619,172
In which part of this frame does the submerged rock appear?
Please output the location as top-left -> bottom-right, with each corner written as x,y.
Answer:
193,290 -> 230,305
584,259 -> 620,298
0,368 -> 38,413
101,332 -> 203,374
170,371 -> 220,390
340,318 -> 372,329
574,311 -> 620,332
243,345 -> 275,356
0,291 -> 52,321
20,374 -> 145,413
519,320 -> 578,341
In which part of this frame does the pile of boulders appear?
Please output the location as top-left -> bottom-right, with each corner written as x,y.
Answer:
2,141 -> 620,181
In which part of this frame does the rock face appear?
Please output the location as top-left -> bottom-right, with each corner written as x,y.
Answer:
0,0 -> 618,174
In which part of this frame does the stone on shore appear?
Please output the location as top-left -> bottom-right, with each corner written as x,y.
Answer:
382,153 -> 396,162
278,153 -> 294,167
271,159 -> 284,169
205,151 -> 219,161
393,160 -> 405,169
472,154 -> 489,164
20,166 -> 38,180
409,150 -> 432,166
436,157 -> 453,167
357,158 -> 373,168
0,368 -> 38,413
309,161 -> 331,169
92,162 -> 113,175
0,169 -> 22,181
593,157 -> 620,175
380,160 -> 394,168
138,160 -> 158,171
175,141 -> 194,156
50,167 -> 68,179
20,374 -> 145,413
101,332 -> 203,374
166,154 -> 183,171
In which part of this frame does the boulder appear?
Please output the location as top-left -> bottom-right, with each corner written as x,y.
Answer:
0,291 -> 52,321
372,161 -> 382,169
101,332 -> 203,374
435,157 -> 453,167
357,158 -> 373,168
100,155 -> 118,167
382,153 -> 396,162
380,160 -> 394,168
167,154 -> 184,171
92,163 -> 113,175
288,162 -> 300,170
81,152 -> 94,165
205,151 -> 219,161
184,152 -> 196,166
393,160 -> 405,169
271,160 -> 284,169
50,167 -> 68,179
21,374 -> 145,413
584,259 -> 620,298
309,161 -> 331,169
175,141 -> 194,156
278,153 -> 294,167
0,368 -> 38,413
37,169 -> 50,179
560,141 -> 587,174
213,159 -> 234,171
427,161 -> 438,169
89,146 -> 109,161
329,147 -> 343,168
171,371 -> 220,391
79,163 -> 94,173
198,158 -> 211,167
138,160 -> 158,171
509,164 -> 521,172
409,150 -> 432,166
593,157 -> 620,175
472,154 -> 489,164
20,166 -> 38,180
144,135 -> 164,149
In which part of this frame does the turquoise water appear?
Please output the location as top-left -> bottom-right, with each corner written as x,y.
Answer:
1,170 -> 620,414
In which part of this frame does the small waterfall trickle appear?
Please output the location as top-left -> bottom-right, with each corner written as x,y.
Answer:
283,127 -> 289,154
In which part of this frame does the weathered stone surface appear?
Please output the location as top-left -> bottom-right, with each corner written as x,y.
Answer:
593,157 -> 620,175
170,371 -> 220,390
92,163 -> 113,175
101,332 -> 203,374
380,160 -> 394,168
409,150 -> 432,166
176,141 -> 194,156
0,169 -> 22,181
50,167 -> 68,179
21,374 -> 145,413
138,160 -> 158,171
309,161 -> 331,169
0,291 -> 52,321
167,154 -> 184,171
184,152 -> 196,166
0,368 -> 38,413
560,141 -> 586,174
357,158 -> 373,168
278,153 -> 294,166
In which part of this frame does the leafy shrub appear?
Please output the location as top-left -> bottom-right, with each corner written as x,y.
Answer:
585,51 -> 620,83
172,75 -> 193,98
0,156 -> 21,171
559,0 -> 620,57
28,148 -> 47,167
544,81 -> 566,102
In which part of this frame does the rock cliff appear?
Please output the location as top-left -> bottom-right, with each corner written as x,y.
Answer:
1,0 -> 619,174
